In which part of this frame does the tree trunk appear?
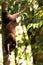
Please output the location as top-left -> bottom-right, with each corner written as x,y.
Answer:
2,0 -> 10,65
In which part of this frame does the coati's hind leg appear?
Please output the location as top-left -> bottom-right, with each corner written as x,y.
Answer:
4,33 -> 16,54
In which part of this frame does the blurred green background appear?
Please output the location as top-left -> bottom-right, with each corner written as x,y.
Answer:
0,0 -> 43,65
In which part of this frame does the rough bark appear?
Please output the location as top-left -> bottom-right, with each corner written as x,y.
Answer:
2,0 -> 10,65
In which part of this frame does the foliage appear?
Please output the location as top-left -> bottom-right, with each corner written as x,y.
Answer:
0,0 -> 43,65
8,0 -> 43,65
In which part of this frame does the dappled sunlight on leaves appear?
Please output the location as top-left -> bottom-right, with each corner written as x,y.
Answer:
15,23 -> 33,65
